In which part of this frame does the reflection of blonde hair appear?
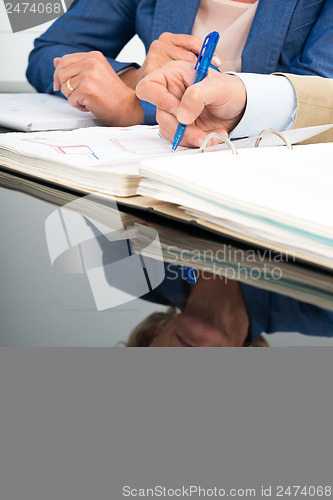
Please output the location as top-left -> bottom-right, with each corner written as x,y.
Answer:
123,307 -> 270,347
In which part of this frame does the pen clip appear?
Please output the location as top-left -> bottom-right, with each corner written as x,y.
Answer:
194,31 -> 220,72
194,33 -> 211,71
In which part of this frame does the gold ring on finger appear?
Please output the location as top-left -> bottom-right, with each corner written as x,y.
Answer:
66,78 -> 74,93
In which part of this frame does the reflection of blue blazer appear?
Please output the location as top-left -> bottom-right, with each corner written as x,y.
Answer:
27,0 -> 333,123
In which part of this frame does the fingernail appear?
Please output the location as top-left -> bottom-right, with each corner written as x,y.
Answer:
177,108 -> 195,124
212,56 -> 222,67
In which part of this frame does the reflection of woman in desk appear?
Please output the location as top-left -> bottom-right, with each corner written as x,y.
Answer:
127,272 -> 265,346
78,213 -> 333,347
125,270 -> 333,347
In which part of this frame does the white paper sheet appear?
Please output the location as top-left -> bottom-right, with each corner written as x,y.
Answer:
0,93 -> 101,131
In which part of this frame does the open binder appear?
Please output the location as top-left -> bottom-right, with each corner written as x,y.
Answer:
1,124 -> 333,270
0,123 -> 332,197
124,127 -> 333,270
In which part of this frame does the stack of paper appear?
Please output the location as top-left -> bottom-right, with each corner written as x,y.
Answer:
1,123 -> 331,198
0,93 -> 102,132
138,143 -> 333,266
0,125 -> 188,196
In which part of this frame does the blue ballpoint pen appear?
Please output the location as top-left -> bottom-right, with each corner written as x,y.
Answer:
173,32 -> 220,285
172,31 -> 220,152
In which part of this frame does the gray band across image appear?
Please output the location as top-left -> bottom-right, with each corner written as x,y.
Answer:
4,0 -> 75,33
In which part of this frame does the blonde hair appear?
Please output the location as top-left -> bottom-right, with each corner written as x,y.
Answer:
123,307 -> 270,347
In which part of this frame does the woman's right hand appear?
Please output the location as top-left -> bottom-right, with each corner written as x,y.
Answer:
136,61 -> 247,148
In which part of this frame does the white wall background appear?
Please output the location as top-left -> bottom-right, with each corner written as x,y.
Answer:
0,1 -> 145,92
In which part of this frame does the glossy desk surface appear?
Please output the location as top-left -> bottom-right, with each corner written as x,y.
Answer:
1,167 -> 333,347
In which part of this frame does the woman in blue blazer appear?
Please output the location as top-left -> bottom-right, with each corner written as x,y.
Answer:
26,0 -> 333,125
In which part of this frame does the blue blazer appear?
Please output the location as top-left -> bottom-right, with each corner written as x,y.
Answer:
27,0 -> 333,124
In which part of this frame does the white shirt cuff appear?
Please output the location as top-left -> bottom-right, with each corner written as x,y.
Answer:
229,73 -> 297,139
116,65 -> 137,77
